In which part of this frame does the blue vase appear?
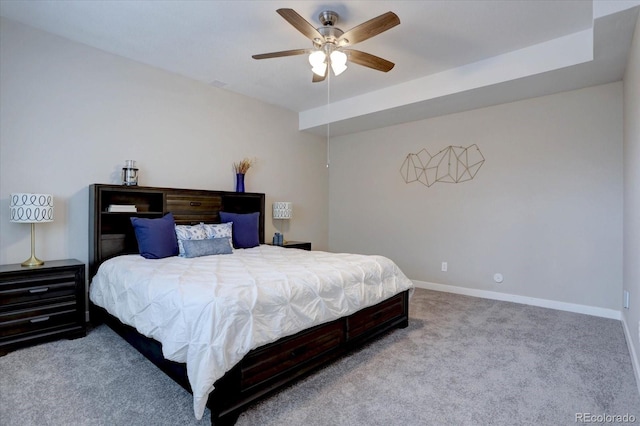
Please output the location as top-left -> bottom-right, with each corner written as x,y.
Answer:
235,173 -> 245,192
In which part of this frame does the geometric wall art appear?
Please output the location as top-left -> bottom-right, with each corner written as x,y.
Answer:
400,144 -> 485,187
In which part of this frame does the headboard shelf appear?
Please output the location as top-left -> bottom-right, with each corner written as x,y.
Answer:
89,184 -> 265,278
99,187 -> 164,213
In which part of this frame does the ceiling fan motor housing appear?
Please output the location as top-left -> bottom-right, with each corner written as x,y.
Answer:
316,26 -> 345,47
314,11 -> 346,47
318,11 -> 339,26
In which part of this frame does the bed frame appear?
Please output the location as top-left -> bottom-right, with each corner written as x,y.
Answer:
88,184 -> 409,425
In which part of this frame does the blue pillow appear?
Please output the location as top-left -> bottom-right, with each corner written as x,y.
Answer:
182,238 -> 233,258
130,213 -> 179,259
219,211 -> 260,249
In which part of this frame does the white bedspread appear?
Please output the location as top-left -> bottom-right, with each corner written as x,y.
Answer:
89,244 -> 414,419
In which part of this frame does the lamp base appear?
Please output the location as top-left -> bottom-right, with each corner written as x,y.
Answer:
22,223 -> 44,267
21,254 -> 44,267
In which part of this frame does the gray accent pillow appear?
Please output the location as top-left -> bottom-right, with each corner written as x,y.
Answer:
182,237 -> 233,258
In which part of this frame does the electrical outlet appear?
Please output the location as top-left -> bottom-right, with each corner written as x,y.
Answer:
623,290 -> 630,309
441,262 -> 448,272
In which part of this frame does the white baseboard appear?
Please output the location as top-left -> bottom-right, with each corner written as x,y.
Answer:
412,280 -> 622,320
621,316 -> 640,395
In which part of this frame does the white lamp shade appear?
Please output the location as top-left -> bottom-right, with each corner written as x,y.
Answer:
311,62 -> 328,76
273,202 -> 292,220
10,193 -> 54,223
309,50 -> 328,76
308,50 -> 326,67
330,50 -> 348,76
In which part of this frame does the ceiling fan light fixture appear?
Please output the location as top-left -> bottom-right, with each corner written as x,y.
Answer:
309,50 -> 327,76
331,62 -> 347,76
309,50 -> 326,67
312,62 -> 327,76
330,50 -> 348,76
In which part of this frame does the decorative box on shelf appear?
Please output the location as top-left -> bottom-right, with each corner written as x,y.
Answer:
0,259 -> 86,355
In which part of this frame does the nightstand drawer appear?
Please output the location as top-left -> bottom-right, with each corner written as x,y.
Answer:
0,273 -> 77,308
0,301 -> 78,338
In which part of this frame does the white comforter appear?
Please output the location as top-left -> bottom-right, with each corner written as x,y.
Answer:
89,244 -> 414,419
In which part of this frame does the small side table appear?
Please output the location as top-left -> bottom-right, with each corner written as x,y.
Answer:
268,241 -> 311,251
0,259 -> 86,355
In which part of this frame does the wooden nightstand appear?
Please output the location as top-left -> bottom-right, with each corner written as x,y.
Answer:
0,259 -> 86,355
268,241 -> 312,251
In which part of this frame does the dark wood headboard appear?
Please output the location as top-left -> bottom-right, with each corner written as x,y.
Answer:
89,184 -> 265,278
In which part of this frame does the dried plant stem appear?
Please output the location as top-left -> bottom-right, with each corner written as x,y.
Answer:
233,158 -> 254,174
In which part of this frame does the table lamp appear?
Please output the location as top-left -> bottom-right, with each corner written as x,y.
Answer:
272,202 -> 292,244
10,193 -> 54,267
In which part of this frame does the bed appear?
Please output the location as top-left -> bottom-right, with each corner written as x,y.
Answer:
88,184 -> 413,425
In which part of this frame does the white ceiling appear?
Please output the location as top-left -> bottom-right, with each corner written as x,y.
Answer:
1,1 -> 639,136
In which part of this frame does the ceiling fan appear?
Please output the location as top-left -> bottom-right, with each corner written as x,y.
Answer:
252,8 -> 400,82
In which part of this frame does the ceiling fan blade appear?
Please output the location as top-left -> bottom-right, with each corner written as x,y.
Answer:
338,12 -> 400,46
277,8 -> 324,43
346,49 -> 395,72
312,69 -> 327,83
252,48 -> 309,60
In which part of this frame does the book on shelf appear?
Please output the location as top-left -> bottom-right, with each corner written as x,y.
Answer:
107,204 -> 137,213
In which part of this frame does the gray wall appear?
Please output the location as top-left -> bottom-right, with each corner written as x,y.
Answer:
623,11 -> 640,391
329,82 -> 623,312
0,18 -> 329,266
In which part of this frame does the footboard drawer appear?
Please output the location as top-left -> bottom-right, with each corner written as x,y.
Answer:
240,320 -> 345,390
346,292 -> 406,340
